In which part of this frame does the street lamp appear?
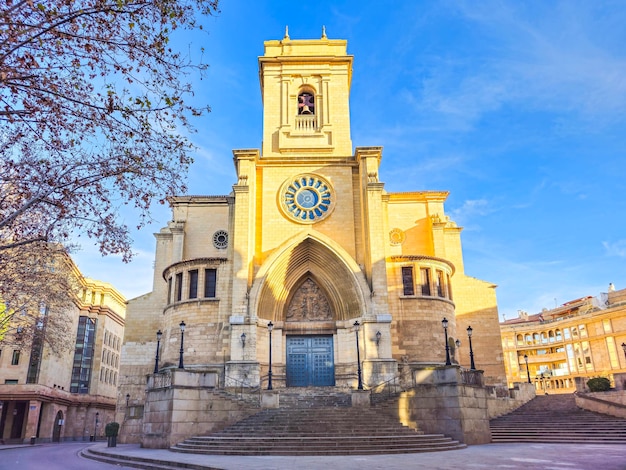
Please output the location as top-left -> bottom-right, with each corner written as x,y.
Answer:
267,322 -> 273,390
241,332 -> 246,348
441,318 -> 451,365
354,321 -> 363,390
154,329 -> 162,374
523,354 -> 531,383
375,331 -> 382,347
467,326 -> 476,370
178,321 -> 186,369
125,394 -> 130,407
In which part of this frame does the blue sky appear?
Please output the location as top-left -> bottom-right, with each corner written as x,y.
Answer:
73,0 -> 626,320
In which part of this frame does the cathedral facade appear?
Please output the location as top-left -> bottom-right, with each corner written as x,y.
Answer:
118,33 -> 507,445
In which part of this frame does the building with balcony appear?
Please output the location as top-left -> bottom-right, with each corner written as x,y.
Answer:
0,266 -> 126,444
500,283 -> 626,393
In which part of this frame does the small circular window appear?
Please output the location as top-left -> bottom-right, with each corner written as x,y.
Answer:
212,230 -> 228,249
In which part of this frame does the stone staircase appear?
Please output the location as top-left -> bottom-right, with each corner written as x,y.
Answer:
490,393 -> 626,444
171,388 -> 466,455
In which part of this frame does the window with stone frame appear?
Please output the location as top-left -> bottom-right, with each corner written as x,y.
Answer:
401,266 -> 415,296
204,268 -> 217,298
436,270 -> 445,297
420,268 -> 431,296
189,269 -> 199,299
175,272 -> 183,301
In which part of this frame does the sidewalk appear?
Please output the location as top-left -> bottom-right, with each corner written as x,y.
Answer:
89,442 -> 626,470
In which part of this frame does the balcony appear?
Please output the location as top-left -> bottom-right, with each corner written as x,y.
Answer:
294,115 -> 318,133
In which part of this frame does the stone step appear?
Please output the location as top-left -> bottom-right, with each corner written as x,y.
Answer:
489,393 -> 626,444
172,399 -> 465,456
212,428 -> 421,436
171,440 -> 466,456
81,448 -> 191,470
183,435 -> 445,444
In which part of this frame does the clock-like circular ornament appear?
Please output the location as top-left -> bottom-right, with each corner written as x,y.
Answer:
389,228 -> 406,245
279,174 -> 335,223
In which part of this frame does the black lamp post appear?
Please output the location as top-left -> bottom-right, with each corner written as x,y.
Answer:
154,329 -> 162,374
467,326 -> 476,370
241,332 -> 246,348
442,318 -> 451,365
523,354 -> 531,383
178,321 -> 186,369
622,342 -> 626,360
354,321 -> 363,390
267,322 -> 273,390
125,393 -> 130,407
375,331 -> 382,347
94,412 -> 99,440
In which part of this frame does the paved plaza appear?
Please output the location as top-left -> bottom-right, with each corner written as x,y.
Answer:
2,442 -> 626,469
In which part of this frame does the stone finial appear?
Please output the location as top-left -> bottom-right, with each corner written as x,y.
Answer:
322,25 -> 327,39
284,25 -> 290,40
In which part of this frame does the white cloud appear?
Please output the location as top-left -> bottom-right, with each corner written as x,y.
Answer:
602,240 -> 626,258
406,1 -> 626,131
449,199 -> 494,228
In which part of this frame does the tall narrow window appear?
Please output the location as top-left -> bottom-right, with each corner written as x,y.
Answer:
167,277 -> 172,304
189,270 -> 198,299
204,268 -> 217,298
11,350 -> 20,365
446,274 -> 453,300
420,268 -> 431,296
606,337 -> 619,368
401,266 -> 414,296
175,273 -> 183,302
70,316 -> 97,393
27,329 -> 44,384
436,270 -> 445,297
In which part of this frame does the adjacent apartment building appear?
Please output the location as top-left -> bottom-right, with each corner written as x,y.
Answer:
0,268 -> 125,444
500,283 -> 626,393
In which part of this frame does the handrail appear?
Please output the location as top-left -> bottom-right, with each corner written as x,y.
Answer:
220,374 -> 262,405
366,375 -> 407,404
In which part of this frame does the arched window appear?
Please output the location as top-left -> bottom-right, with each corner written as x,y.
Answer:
516,334 -> 524,346
298,91 -> 315,115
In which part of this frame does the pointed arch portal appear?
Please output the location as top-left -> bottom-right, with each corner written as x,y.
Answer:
255,236 -> 366,323
252,235 -> 368,387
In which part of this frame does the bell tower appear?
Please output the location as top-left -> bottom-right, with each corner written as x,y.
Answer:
258,28 -> 353,158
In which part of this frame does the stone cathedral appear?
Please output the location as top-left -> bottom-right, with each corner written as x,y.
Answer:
117,32 -> 508,448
